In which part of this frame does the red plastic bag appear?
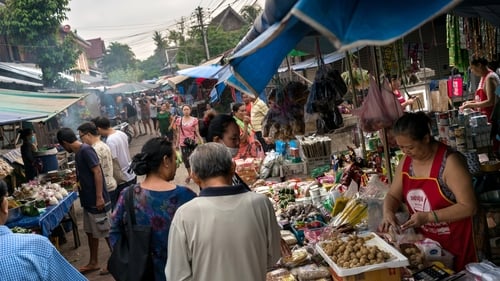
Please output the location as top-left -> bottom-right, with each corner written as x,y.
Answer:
352,76 -> 404,132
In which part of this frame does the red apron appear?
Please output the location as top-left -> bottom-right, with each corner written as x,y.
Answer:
475,70 -> 494,121
402,143 -> 477,271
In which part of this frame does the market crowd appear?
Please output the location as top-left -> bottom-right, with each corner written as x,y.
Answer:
2,55 -> 500,280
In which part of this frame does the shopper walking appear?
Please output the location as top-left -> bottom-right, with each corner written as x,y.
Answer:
110,137 -> 196,281
166,143 -> 281,281
157,103 -> 174,141
175,104 -> 203,184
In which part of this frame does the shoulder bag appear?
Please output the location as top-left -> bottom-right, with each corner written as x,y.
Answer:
108,187 -> 154,281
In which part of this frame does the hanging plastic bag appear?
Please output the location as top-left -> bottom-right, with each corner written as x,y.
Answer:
352,76 -> 404,132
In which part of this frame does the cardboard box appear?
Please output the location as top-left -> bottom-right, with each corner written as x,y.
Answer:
281,162 -> 307,177
329,266 -> 402,281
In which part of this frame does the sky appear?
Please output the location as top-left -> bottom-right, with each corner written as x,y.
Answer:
64,0 -> 265,61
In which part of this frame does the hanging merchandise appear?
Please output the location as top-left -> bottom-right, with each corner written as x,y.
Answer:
352,76 -> 404,133
306,60 -> 348,134
446,15 -> 470,74
262,81 -> 309,141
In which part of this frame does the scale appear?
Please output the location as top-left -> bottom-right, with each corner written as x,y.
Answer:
413,263 -> 453,281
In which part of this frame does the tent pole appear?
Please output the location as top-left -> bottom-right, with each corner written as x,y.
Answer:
345,51 -> 366,158
371,46 -> 393,183
286,56 -> 293,81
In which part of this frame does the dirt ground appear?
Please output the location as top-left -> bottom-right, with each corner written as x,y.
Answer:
59,132 -> 199,281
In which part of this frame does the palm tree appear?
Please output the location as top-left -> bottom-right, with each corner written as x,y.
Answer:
152,31 -> 167,64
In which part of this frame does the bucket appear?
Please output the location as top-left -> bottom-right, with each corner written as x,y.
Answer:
34,148 -> 59,173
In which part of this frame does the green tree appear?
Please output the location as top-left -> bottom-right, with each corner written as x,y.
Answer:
101,42 -> 137,73
240,5 -> 262,23
167,30 -> 184,46
138,54 -> 163,80
0,0 -> 81,87
152,31 -> 167,64
107,68 -> 143,84
177,24 -> 248,65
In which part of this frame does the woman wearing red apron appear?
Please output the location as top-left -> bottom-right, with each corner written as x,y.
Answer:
381,112 -> 478,271
460,57 -> 500,121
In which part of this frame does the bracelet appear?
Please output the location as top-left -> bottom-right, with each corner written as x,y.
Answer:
432,211 -> 439,223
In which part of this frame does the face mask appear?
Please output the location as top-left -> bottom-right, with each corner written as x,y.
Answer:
228,147 -> 239,158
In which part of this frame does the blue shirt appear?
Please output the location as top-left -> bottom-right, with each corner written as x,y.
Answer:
0,225 -> 87,281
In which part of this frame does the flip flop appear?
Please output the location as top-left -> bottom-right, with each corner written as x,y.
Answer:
99,269 -> 110,275
79,265 -> 100,275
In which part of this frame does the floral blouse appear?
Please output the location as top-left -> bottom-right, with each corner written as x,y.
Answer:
110,184 -> 196,281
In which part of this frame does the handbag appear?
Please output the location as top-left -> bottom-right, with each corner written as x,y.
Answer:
108,187 -> 154,281
180,117 -> 197,149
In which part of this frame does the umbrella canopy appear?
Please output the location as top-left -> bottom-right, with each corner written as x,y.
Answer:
105,82 -> 158,95
224,0 -> 460,95
177,65 -> 223,79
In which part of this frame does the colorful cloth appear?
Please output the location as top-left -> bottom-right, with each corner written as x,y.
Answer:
110,184 -> 196,281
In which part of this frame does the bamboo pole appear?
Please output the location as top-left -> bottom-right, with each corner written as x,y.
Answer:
345,51 -> 366,158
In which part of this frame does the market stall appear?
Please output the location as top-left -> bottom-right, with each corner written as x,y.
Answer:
5,170 -> 80,248
256,171 -> 497,281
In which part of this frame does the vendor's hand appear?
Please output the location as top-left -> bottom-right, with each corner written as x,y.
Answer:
400,211 -> 430,231
460,101 -> 472,111
280,238 -> 292,258
96,196 -> 105,211
379,213 -> 400,234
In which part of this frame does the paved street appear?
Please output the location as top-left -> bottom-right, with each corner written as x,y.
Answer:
59,133 -> 199,280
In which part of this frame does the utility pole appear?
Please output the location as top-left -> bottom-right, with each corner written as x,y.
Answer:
177,17 -> 187,63
195,6 -> 210,60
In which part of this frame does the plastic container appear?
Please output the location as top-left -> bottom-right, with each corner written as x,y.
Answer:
34,148 -> 59,173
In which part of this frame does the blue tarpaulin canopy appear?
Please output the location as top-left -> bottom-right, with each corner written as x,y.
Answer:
221,0 -> 461,95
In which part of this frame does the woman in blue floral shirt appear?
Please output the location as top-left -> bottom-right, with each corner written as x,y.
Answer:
109,137 -> 196,281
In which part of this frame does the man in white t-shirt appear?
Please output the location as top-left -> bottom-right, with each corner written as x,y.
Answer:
92,117 -> 136,207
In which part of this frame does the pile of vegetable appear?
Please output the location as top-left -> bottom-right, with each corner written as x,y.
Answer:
13,182 -> 69,206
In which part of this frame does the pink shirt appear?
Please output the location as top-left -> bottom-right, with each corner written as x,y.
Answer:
176,117 -> 198,147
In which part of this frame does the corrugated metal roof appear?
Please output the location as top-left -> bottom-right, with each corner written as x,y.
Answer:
0,75 -> 43,87
0,111 -> 47,125
0,89 -> 86,123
